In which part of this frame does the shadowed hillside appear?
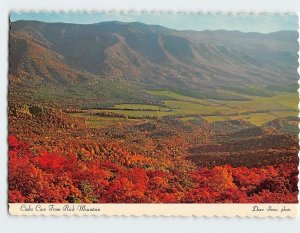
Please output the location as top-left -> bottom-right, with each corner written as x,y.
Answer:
8,20 -> 299,204
10,20 -> 299,106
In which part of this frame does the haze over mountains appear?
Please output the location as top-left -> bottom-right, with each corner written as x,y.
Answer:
9,20 -> 299,105
8,19 -> 300,205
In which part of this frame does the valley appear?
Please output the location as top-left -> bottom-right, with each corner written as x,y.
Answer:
70,89 -> 298,128
8,19 -> 299,204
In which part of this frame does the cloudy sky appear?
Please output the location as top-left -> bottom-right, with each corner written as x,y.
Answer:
10,12 -> 298,33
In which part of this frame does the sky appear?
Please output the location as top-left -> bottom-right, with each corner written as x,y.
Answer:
10,12 -> 298,33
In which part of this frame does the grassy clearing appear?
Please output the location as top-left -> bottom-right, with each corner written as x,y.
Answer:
271,93 -> 298,111
71,113 -> 133,128
147,90 -> 219,105
216,89 -> 297,109
228,113 -> 277,126
89,109 -> 175,118
70,89 -> 298,127
113,104 -> 169,111
213,94 -> 296,113
179,116 -> 203,122
271,111 -> 298,118
163,100 -> 235,115
204,111 -> 298,125
150,90 -> 297,113
204,115 -> 230,122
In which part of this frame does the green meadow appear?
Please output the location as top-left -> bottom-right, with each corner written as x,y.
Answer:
71,88 -> 298,127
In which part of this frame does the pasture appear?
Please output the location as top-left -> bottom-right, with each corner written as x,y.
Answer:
71,89 -> 298,127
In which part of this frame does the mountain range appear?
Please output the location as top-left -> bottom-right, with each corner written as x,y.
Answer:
9,20 -> 299,105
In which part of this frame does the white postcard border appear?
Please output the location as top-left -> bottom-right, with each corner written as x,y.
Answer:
9,203 -> 297,217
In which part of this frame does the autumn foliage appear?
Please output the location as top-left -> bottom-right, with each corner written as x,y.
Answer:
9,134 -> 298,203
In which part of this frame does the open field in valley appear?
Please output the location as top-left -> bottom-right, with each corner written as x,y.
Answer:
71,89 -> 298,127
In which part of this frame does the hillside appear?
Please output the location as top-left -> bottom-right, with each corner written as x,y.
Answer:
9,20 -> 299,106
8,20 -> 299,204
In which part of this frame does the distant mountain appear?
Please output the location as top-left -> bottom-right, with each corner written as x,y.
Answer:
9,20 -> 299,103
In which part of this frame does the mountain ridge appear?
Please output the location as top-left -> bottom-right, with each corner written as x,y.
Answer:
9,20 -> 299,105
11,19 -> 299,34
